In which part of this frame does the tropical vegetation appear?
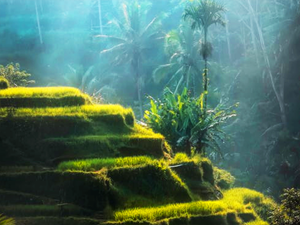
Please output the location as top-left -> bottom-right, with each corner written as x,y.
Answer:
145,87 -> 237,156
0,63 -> 34,87
0,0 -> 299,224
183,0 -> 225,113
96,0 -> 163,118
269,188 -> 300,225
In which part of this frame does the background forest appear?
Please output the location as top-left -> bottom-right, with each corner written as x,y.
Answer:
0,0 -> 299,199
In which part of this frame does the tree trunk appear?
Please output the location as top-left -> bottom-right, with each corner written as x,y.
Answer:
249,14 -> 260,67
247,0 -> 287,127
135,58 -> 143,119
225,15 -> 232,62
203,28 -> 208,116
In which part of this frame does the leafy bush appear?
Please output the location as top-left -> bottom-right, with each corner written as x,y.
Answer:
0,77 -> 9,90
269,188 -> 300,225
144,87 -> 237,156
0,63 -> 34,87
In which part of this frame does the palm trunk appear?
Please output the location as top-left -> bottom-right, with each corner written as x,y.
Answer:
225,15 -> 232,62
186,66 -> 194,97
203,28 -> 208,116
35,0 -> 43,44
135,58 -> 143,119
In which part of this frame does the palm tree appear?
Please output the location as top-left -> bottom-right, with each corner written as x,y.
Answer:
183,0 -> 225,114
95,1 -> 163,118
153,24 -> 202,96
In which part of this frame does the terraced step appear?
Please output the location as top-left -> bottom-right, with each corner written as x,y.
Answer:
107,164 -> 192,207
108,213 -> 252,225
0,204 -> 92,217
0,105 -> 135,143
111,188 -> 274,225
0,189 -> 58,205
37,134 -> 166,164
14,217 -> 102,225
0,87 -> 91,108
0,171 -> 109,210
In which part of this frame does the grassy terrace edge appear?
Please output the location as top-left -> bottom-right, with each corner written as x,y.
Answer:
57,154 -> 196,172
0,87 -> 88,98
0,105 -> 136,127
111,188 -> 276,224
0,87 -> 93,107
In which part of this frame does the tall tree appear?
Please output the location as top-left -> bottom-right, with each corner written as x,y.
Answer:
96,1 -> 162,118
153,24 -> 202,96
183,0 -> 225,114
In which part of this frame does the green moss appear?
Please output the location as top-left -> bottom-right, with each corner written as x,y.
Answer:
201,158 -> 214,185
0,77 -> 9,90
214,167 -> 235,189
108,164 -> 192,208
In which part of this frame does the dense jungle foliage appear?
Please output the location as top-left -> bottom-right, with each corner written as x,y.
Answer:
0,0 -> 300,224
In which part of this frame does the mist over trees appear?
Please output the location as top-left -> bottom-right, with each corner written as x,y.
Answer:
0,0 -> 299,198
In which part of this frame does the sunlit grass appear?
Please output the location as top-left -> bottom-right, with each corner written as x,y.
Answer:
58,156 -> 156,171
214,166 -> 236,189
0,87 -> 92,107
169,152 -> 201,165
245,220 -> 269,225
0,105 -> 135,128
58,153 -> 195,172
113,188 -> 276,223
0,105 -> 132,117
115,201 -> 227,222
0,87 -> 85,98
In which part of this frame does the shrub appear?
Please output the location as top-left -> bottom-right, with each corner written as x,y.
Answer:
269,188 -> 300,225
0,63 -> 34,87
144,87 -> 237,156
0,77 -> 9,90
